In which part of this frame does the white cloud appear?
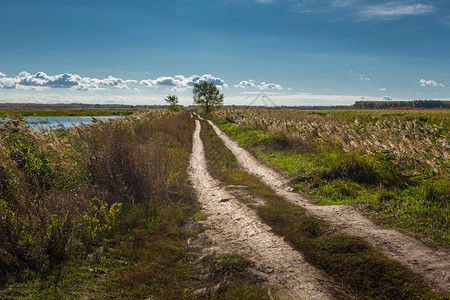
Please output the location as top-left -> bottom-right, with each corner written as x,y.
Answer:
292,1 -> 435,22
235,80 -> 256,88
0,77 -> 18,89
419,78 -> 444,87
360,3 -> 434,20
140,79 -> 155,87
0,72 -> 6,77
259,82 -> 283,90
350,70 -> 370,81
292,0 -> 356,14
194,74 -> 228,87
140,74 -> 227,89
420,79 -> 437,87
235,79 -> 283,90
170,86 -> 187,92
382,96 -> 393,101
92,76 -> 137,89
155,76 -> 183,86
0,71 -> 136,91
378,88 -> 387,91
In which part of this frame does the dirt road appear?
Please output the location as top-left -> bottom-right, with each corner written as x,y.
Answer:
206,119 -> 450,292
189,120 -> 338,299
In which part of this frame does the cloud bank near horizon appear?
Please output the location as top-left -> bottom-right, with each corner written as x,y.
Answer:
234,79 -> 283,90
0,72 -> 137,91
0,72 -> 233,91
0,71 -> 290,93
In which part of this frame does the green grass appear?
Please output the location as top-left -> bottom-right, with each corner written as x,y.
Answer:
259,151 -> 315,175
368,183 -> 449,244
106,226 -> 199,299
193,211 -> 209,221
216,254 -> 253,274
200,118 -> 448,299
0,263 -> 101,299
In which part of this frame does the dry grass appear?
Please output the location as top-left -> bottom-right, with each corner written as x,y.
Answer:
215,108 -> 449,174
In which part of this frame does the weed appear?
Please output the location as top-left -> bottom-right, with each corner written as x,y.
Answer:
194,211 -> 208,221
216,254 -> 253,274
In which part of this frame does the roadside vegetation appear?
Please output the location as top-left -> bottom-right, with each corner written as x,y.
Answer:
211,108 -> 449,245
199,118 -> 448,299
0,110 -> 195,298
165,94 -> 182,112
0,111 -> 267,299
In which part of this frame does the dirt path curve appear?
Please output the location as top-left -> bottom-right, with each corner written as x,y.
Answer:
206,119 -> 450,292
189,120 -> 337,299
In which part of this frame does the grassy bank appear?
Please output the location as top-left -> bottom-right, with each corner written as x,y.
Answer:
199,118 -> 447,299
0,111 -> 270,299
211,108 -> 449,245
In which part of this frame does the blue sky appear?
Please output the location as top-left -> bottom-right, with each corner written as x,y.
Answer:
1,0 -> 449,106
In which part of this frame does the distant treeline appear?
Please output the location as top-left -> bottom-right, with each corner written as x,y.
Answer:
0,103 -> 167,109
353,100 -> 450,110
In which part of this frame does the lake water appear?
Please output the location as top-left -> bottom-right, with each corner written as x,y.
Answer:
0,116 -> 123,129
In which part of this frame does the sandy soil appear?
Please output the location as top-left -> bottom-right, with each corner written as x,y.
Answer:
206,119 -> 450,292
189,120 -> 338,299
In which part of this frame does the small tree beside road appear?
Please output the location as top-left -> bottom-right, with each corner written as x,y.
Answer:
193,81 -> 224,113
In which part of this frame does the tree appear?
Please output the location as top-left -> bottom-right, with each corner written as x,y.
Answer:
192,81 -> 224,113
164,94 -> 180,111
